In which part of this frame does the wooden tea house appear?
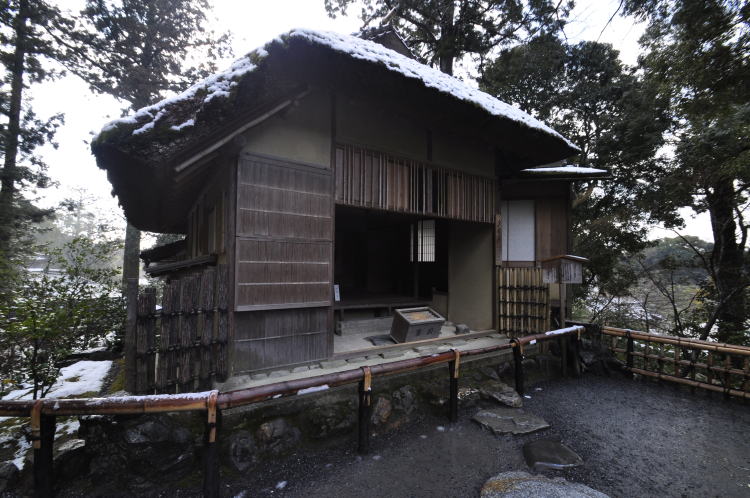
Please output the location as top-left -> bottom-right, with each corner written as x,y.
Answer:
92,28 -> 607,392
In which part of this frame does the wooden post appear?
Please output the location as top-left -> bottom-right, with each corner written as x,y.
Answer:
626,333 -> 635,379
571,333 -> 581,377
448,350 -> 460,423
203,391 -> 219,498
124,277 -> 139,393
559,282 -> 566,328
358,367 -> 372,454
513,341 -> 524,396
560,336 -> 568,378
32,407 -> 55,498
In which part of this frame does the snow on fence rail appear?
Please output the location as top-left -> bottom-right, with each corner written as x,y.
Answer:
601,326 -> 750,399
0,325 -> 586,498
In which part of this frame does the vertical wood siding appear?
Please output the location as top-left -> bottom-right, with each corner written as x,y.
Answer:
233,154 -> 333,372
334,143 -> 495,223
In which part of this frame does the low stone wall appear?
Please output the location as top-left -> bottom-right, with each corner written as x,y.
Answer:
9,340 -> 617,496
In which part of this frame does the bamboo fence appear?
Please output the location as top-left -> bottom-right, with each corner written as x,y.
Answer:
497,267 -> 550,337
601,326 -> 750,399
135,265 -> 229,394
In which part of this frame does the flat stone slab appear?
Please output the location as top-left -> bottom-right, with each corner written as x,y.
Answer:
481,471 -> 608,498
523,439 -> 583,471
473,408 -> 549,435
480,381 -> 523,408
319,359 -> 347,369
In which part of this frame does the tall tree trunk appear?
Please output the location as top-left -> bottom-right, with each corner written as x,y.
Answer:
707,178 -> 746,343
122,222 -> 141,290
437,0 -> 455,75
0,0 -> 29,275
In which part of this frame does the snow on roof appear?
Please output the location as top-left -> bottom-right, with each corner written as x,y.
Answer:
521,165 -> 608,175
94,28 -> 577,151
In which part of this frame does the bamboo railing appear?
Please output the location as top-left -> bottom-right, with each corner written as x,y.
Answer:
601,326 -> 750,399
0,326 -> 585,498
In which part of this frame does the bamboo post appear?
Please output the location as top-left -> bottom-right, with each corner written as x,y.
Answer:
358,367 -> 372,454
571,333 -> 581,377
513,341 -> 524,395
559,336 -> 568,377
626,333 -> 635,379
203,391 -> 220,498
32,400 -> 55,498
448,350 -> 460,423
124,278 -> 139,394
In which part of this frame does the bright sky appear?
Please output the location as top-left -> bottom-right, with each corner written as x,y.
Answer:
30,0 -> 712,244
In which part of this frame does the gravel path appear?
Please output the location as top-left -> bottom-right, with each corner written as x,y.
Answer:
225,375 -> 750,498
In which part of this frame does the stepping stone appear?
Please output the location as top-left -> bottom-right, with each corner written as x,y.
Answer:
365,334 -> 396,346
319,359 -> 348,369
346,356 -> 369,364
473,408 -> 549,435
291,366 -> 310,373
523,439 -> 583,471
268,370 -> 290,378
414,345 -> 438,354
380,351 -> 404,359
250,373 -> 268,381
480,381 -> 523,408
480,471 -> 608,497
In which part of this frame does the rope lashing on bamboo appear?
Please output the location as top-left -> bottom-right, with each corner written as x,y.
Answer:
206,390 -> 218,443
451,349 -> 461,379
361,366 -> 372,394
30,400 -> 43,449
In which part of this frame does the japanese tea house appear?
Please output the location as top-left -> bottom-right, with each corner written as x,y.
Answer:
93,28 -> 607,387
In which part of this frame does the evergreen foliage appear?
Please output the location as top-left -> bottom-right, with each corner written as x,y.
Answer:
51,0 -> 232,290
481,36 -> 671,296
0,0 -> 66,301
324,0 -> 572,75
624,0 -> 750,343
0,236 -> 124,399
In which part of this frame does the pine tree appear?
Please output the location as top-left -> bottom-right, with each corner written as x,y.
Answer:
481,36 -> 671,298
624,0 -> 750,344
0,0 -> 65,301
58,0 -> 231,290
325,0 -> 572,75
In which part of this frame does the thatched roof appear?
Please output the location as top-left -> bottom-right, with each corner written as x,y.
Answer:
92,29 -> 580,232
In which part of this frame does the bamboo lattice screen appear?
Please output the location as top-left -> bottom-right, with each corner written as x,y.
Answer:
497,267 -> 550,337
334,143 -> 495,223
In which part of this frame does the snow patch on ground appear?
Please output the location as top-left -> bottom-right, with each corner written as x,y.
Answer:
2,360 -> 112,401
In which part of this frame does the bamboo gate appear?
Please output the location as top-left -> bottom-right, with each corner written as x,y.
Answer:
133,265 -> 229,394
497,267 -> 550,337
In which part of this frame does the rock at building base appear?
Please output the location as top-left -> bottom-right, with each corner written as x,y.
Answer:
523,439 -> 583,471
480,381 -> 523,408
371,396 -> 392,425
0,462 -> 19,493
473,408 -> 549,435
455,324 -> 470,334
480,471 -> 608,497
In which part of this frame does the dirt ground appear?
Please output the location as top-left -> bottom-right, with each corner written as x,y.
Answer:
223,375 -> 750,498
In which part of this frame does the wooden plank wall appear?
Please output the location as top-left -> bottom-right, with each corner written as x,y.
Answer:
334,143 -> 495,223
233,155 -> 333,373
497,267 -> 550,337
